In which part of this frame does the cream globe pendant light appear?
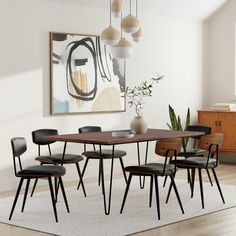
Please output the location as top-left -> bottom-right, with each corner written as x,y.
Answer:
101,0 -> 120,46
111,0 -> 122,18
112,37 -> 133,58
132,0 -> 142,42
112,1 -> 133,59
121,0 -> 140,33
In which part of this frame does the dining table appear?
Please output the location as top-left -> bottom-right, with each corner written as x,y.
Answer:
44,128 -> 204,215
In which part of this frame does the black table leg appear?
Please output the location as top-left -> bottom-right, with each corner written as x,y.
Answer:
99,144 -> 115,215
137,141 -> 149,189
56,142 -> 67,201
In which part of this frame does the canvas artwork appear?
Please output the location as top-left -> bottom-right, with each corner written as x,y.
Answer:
50,32 -> 126,115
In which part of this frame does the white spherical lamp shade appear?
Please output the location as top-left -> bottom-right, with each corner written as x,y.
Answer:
121,13 -> 140,33
132,27 -> 142,42
100,26 -> 120,46
112,38 -> 133,59
111,0 -> 122,18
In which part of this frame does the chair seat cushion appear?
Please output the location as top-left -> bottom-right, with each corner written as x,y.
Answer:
17,165 -> 66,177
124,163 -> 175,175
82,149 -> 126,159
170,157 -> 217,168
35,154 -> 84,164
178,148 -> 207,157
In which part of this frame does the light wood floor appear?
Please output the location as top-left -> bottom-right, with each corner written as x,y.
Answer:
1,164 -> 236,236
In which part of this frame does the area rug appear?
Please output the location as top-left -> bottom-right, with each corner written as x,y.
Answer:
0,177 -> 236,236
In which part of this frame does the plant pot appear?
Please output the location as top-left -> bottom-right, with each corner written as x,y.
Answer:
130,116 -> 148,134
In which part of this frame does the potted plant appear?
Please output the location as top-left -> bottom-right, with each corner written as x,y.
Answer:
123,74 -> 164,133
167,105 -> 190,148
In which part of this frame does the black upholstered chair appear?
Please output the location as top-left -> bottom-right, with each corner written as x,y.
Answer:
30,129 -> 86,197
179,125 -> 212,157
9,137 -> 69,222
77,126 -> 127,190
163,125 -> 212,188
120,138 -> 184,220
167,133 -> 225,209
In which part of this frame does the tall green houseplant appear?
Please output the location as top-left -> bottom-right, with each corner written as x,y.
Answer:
167,105 -> 190,148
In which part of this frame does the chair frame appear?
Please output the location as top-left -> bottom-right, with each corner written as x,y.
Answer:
30,129 -> 86,198
166,136 -> 225,209
77,126 -> 127,191
9,137 -> 69,222
120,140 -> 184,220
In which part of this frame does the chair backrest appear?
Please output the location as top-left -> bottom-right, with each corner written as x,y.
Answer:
187,125 -> 211,138
155,138 -> 182,175
11,137 -> 27,157
78,126 -> 102,133
199,133 -> 223,153
186,125 -> 211,148
11,137 -> 27,176
32,129 -> 58,145
78,126 -> 102,152
155,138 -> 182,157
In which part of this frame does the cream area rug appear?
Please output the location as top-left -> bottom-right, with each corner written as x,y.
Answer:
0,177 -> 235,236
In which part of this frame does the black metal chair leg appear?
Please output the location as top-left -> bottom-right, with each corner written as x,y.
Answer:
119,158 -> 128,183
58,177 -> 70,213
206,169 -> 213,186
30,162 -> 43,197
212,168 -> 225,204
198,168 -> 204,209
154,175 -> 160,220
30,178 -> 38,197
166,173 -> 175,204
163,176 -> 168,187
76,163 -> 86,197
48,177 -> 58,223
21,178 -> 30,212
166,181 -> 172,204
120,173 -> 132,214
187,168 -> 191,183
191,168 -> 196,198
77,158 -> 89,190
170,175 -> 184,214
54,177 -> 58,202
9,178 -> 24,220
149,176 -> 153,208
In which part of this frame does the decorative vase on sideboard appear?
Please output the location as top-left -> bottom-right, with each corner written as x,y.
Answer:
130,116 -> 148,134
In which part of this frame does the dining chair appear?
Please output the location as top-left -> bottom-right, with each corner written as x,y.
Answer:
30,129 -> 86,197
163,125 -> 212,188
9,137 -> 69,222
179,125 -> 212,157
167,133 -> 225,209
120,138 -> 184,220
77,126 -> 127,190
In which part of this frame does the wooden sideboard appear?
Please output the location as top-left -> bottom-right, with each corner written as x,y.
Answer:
198,110 -> 236,152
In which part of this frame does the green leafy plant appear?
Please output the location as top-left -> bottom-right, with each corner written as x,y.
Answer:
167,105 -> 190,147
123,74 -> 164,117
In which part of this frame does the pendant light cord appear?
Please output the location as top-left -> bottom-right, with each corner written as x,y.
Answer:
109,0 -> 112,26
136,0 -> 138,18
121,0 -> 123,37
130,0 -> 131,14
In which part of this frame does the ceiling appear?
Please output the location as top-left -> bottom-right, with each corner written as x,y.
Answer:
41,0 -> 227,20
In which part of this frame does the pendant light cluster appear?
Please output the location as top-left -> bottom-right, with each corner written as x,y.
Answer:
100,0 -> 142,59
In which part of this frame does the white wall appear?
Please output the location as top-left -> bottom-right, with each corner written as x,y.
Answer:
0,0 -> 204,192
205,0 -> 236,107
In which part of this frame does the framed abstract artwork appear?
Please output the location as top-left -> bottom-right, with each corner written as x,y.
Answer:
49,32 -> 126,115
